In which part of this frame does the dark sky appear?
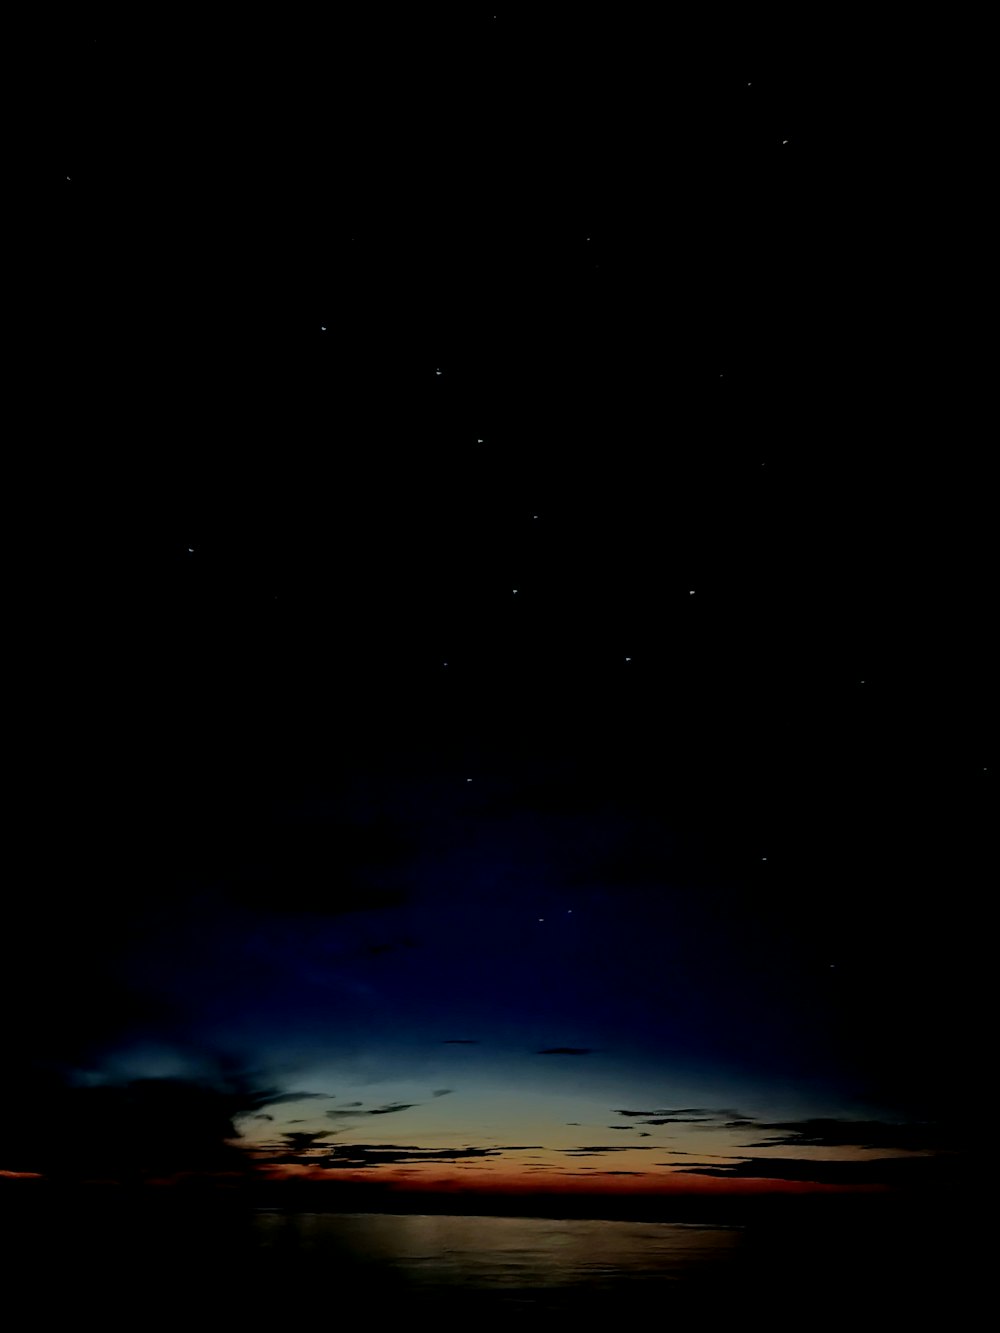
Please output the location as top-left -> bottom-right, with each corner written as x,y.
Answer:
6,16 -> 991,1198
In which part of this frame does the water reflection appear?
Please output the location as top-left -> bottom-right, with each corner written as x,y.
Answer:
254,1210 -> 742,1297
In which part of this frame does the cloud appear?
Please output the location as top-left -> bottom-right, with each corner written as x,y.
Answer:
317,1144 -> 502,1169
606,1126 -> 633,1130
251,1113 -> 274,1121
641,1117 -> 716,1125
280,1131 -> 331,1152
255,1090 -> 332,1108
431,1089 -> 453,1098
563,1146 -> 656,1155
737,1119 -> 958,1153
326,1101 -> 417,1120
614,1106 -> 751,1127
602,1170 -> 646,1176
673,1155 -> 967,1187
538,1047 -> 593,1056
0,1074 -> 272,1182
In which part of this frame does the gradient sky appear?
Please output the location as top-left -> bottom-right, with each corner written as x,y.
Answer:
6,16 -> 990,1205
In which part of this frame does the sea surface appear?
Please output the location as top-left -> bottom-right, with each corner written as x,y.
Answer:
2,1196 -> 973,1329
253,1210 -> 744,1313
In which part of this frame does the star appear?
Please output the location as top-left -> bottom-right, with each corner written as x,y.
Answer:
512,589 -> 518,595
625,657 -> 631,662
689,590 -> 695,595
782,140 -> 789,145
436,368 -> 443,375
466,778 -> 472,783
188,548 -> 195,553
320,325 -> 327,332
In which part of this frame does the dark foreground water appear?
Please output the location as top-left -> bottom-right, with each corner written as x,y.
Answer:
1,1194 -> 976,1328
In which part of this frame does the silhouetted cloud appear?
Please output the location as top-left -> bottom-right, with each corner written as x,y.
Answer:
538,1047 -> 593,1055
0,1075 -> 272,1182
563,1146 -> 655,1155
256,1090 -> 332,1108
606,1126 -> 633,1130
431,1089 -> 453,1098
642,1117 -> 715,1125
738,1119 -> 958,1153
674,1155 -> 967,1187
280,1131 -> 331,1151
325,1101 -> 417,1120
317,1144 -> 502,1169
602,1170 -> 646,1176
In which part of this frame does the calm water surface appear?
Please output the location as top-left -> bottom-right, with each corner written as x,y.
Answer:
253,1209 -> 743,1297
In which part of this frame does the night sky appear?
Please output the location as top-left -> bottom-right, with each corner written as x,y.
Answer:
7,16 -> 991,1206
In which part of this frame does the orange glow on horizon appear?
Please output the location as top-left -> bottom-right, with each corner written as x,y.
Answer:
259,1161 -> 883,1196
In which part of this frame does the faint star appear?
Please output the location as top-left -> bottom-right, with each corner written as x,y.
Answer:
320,325 -> 327,331
436,368 -> 442,375
689,590 -> 695,595
188,547 -> 194,553
466,778 -> 472,783
782,140 -> 789,145
625,657 -> 631,662
512,589 -> 518,594
538,918 -> 544,923
761,857 -> 767,862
